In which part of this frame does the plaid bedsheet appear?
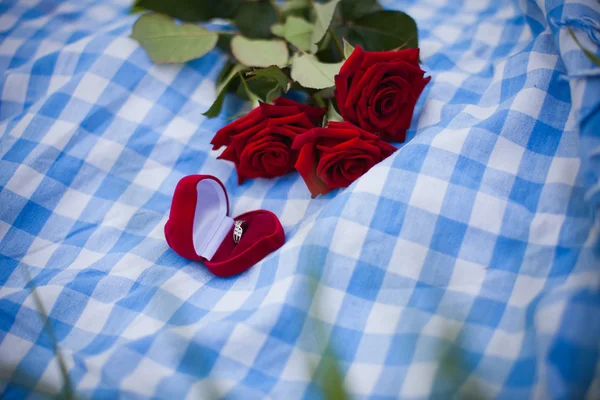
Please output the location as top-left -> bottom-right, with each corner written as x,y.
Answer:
1,0 -> 599,398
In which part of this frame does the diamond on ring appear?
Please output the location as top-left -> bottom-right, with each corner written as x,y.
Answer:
233,220 -> 245,244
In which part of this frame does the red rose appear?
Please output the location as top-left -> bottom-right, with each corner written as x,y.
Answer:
214,98 -> 325,183
334,46 -> 431,142
293,121 -> 397,197
211,97 -> 325,150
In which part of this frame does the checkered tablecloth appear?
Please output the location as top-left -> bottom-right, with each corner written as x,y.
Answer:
1,0 -> 599,398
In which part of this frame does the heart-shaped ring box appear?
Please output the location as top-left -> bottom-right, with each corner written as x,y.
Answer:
164,175 -> 285,277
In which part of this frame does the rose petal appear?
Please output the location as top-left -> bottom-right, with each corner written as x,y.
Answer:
294,142 -> 330,197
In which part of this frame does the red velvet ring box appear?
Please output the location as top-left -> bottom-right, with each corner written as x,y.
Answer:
164,175 -> 285,277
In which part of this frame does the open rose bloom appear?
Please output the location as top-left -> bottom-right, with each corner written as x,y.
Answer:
293,122 -> 397,197
212,98 -> 325,183
335,46 -> 431,143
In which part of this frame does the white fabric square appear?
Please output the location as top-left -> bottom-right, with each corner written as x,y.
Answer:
280,348 -> 320,381
487,329 -> 525,358
400,362 -> 438,396
2,73 -> 29,103
261,276 -> 294,307
110,253 -> 153,281
487,136 -> 525,175
448,259 -> 486,296
78,351 -> 112,390
469,191 -> 507,234
409,175 -> 448,215
527,52 -> 558,72
463,103 -> 497,120
86,136 -> 124,171
221,324 -> 268,366
88,5 -> 116,21
511,88 -> 545,119
310,284 -> 345,324
73,74 -> 110,104
546,156 -> 580,186
475,22 -> 504,46
419,99 -> 444,127
8,113 -> 33,139
163,116 -> 198,142
344,363 -> 383,394
509,274 -> 545,307
22,285 -> 62,314
354,165 -> 390,196
0,333 -> 34,372
132,158 -> 170,191
195,79 -> 220,108
117,94 -> 155,123
330,219 -> 368,260
5,164 -> 44,199
148,63 -> 182,86
149,216 -> 169,240
47,75 -> 71,95
40,120 -> 76,151
68,248 -> 104,270
535,300 -> 566,334
430,129 -> 469,155
54,188 -> 92,219
35,356 -> 66,395
0,221 -> 9,243
121,357 -> 174,396
120,313 -> 162,340
459,55 -> 488,74
433,25 -> 462,44
365,302 -> 403,334
0,38 -> 21,56
212,290 -> 252,312
422,315 -> 463,341
161,269 -> 203,302
529,212 -> 565,245
21,238 -> 59,268
279,199 -> 310,227
104,37 -> 139,59
389,238 -> 428,279
75,297 -> 112,333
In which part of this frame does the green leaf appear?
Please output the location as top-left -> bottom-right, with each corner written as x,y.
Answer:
235,1 -> 279,39
343,37 -> 354,58
311,0 -> 341,46
216,34 -> 233,56
326,100 -> 343,123
568,27 -> 600,66
290,53 -> 343,89
131,13 -> 218,64
271,23 -> 285,37
231,36 -> 289,67
347,10 -> 418,51
217,59 -> 236,87
203,64 -> 247,117
320,354 -> 350,400
238,71 -> 261,107
284,16 -> 316,52
240,77 -> 283,103
340,0 -> 381,20
132,0 -> 242,22
249,65 -> 291,91
241,65 -> 290,104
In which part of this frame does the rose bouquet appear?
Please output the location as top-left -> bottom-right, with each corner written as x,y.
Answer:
131,0 -> 430,196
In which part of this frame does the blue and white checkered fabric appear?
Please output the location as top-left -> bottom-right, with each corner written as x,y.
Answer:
1,0 -> 599,398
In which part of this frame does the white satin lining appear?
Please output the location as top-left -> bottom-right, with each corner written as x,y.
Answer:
192,179 -> 234,260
